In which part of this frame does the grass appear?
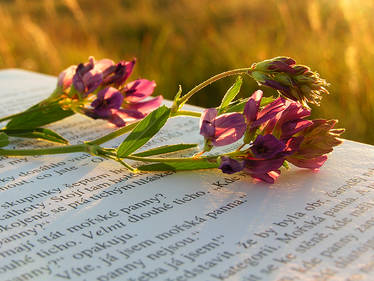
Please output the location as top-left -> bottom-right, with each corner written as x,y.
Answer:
0,0 -> 373,144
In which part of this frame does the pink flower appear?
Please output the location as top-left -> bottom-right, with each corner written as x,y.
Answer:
103,59 -> 136,87
262,99 -> 313,139
57,65 -> 76,90
200,108 -> 246,146
244,91 -> 286,129
123,79 -> 156,102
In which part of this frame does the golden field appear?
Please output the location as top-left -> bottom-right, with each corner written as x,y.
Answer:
0,0 -> 373,144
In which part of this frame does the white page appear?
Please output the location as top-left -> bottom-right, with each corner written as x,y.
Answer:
0,69 -> 374,281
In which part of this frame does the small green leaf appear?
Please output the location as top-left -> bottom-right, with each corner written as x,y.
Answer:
138,159 -> 219,171
173,85 -> 183,104
117,106 -> 171,157
282,160 -> 290,170
224,98 -> 249,113
260,96 -> 275,107
225,96 -> 275,113
134,144 -> 198,157
0,133 -> 9,147
218,76 -> 243,114
171,85 -> 183,113
3,128 -> 68,144
6,100 -> 74,129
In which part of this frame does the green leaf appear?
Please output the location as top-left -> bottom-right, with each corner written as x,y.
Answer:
260,96 -> 275,107
225,95 -> 275,113
282,160 -> 290,170
117,106 -> 171,157
0,133 -> 9,147
134,144 -> 198,157
224,98 -> 249,113
3,128 -> 68,144
218,76 -> 243,114
138,159 -> 219,171
6,100 -> 74,129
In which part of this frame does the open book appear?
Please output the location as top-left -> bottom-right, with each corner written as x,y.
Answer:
0,69 -> 373,281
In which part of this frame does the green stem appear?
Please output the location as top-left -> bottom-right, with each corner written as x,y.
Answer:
0,144 -> 88,156
178,68 -> 252,105
116,158 -> 138,172
124,154 -> 218,163
172,110 -> 201,118
88,122 -> 138,145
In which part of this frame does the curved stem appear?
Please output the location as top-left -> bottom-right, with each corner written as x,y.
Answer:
178,68 -> 252,106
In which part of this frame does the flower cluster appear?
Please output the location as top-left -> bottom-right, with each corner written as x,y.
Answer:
200,90 -> 343,183
0,55 -> 344,186
250,57 -> 329,107
57,56 -> 162,126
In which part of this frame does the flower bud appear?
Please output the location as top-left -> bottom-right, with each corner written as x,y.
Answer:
251,57 -> 330,107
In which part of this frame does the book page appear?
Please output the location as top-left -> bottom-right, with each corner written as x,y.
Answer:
0,69 -> 373,281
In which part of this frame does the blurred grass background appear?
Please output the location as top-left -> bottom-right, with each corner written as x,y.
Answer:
0,0 -> 373,144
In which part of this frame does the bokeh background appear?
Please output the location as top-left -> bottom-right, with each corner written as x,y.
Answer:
0,0 -> 373,144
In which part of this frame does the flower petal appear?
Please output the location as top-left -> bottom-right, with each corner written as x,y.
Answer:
287,155 -> 328,170
123,95 -> 163,116
212,113 -> 246,146
244,158 -> 284,174
219,157 -> 244,174
199,108 -> 217,138
124,79 -> 157,102
91,87 -> 123,118
58,65 -> 76,90
251,134 -> 286,159
244,90 -> 263,123
95,59 -> 116,77
281,119 -> 313,140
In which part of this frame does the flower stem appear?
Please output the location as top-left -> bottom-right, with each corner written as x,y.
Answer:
172,110 -> 201,118
178,68 -> 252,105
124,154 -> 218,163
88,122 -> 138,145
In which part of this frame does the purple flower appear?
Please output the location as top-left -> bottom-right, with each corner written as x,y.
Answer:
262,99 -> 313,139
243,158 -> 284,184
243,90 -> 263,123
219,157 -> 244,174
72,57 -> 103,95
251,134 -> 286,159
251,97 -> 286,129
244,93 -> 286,130
286,119 -> 344,169
200,108 -> 246,146
241,134 -> 304,183
103,59 -> 136,87
91,87 -> 123,118
61,56 -> 162,127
